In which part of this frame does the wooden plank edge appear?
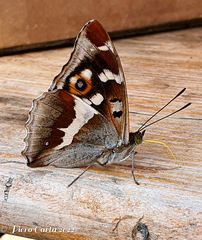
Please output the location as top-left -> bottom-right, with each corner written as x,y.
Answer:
0,17 -> 202,57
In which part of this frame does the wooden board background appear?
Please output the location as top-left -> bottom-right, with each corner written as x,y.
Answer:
0,27 -> 202,239
1,0 -> 202,51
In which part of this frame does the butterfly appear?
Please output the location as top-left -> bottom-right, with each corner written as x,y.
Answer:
22,20 -> 190,185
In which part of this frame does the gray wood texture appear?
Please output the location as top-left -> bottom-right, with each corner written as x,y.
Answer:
0,27 -> 201,240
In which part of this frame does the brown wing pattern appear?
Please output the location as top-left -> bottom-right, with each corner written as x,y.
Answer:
22,90 -> 119,167
23,20 -> 129,167
22,90 -> 75,164
50,20 -> 129,145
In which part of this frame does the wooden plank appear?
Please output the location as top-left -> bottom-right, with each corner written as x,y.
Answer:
0,27 -> 202,240
1,0 -> 202,52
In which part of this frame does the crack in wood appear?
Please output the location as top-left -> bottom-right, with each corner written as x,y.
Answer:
0,161 -> 24,165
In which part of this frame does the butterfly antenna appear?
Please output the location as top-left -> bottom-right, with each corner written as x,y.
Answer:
140,102 -> 191,131
138,88 -> 186,131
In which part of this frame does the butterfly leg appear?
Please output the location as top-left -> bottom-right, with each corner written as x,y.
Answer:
131,151 -> 140,185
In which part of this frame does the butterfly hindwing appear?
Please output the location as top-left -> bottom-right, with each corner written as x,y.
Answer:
23,89 -> 119,167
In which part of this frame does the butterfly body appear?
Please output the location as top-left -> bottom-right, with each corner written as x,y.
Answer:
22,20 -> 144,169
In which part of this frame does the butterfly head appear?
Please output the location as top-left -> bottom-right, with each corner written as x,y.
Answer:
130,130 -> 145,145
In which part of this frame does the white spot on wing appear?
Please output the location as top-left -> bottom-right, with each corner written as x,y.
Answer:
111,100 -> 123,112
99,72 -> 108,82
82,98 -> 91,105
57,81 -> 65,89
114,75 -> 122,84
70,76 -> 78,84
90,93 -> 104,105
104,69 -> 114,80
80,69 -> 92,79
97,41 -> 114,52
57,97 -> 97,148
99,69 -> 123,84
106,41 -> 114,53
98,45 -> 109,51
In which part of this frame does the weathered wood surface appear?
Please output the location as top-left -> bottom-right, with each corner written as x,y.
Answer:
0,27 -> 202,240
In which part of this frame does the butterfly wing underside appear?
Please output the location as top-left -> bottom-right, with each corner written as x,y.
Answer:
50,19 -> 129,145
23,90 -> 119,167
22,20 -> 130,167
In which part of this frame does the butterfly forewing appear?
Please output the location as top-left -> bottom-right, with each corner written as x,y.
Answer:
50,20 -> 129,145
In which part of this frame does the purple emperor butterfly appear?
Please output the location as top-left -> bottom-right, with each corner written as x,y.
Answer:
22,20 -> 190,185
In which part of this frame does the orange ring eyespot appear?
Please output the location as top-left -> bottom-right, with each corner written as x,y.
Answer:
69,75 -> 92,96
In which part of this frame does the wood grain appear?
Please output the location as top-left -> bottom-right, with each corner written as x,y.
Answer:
0,27 -> 202,240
